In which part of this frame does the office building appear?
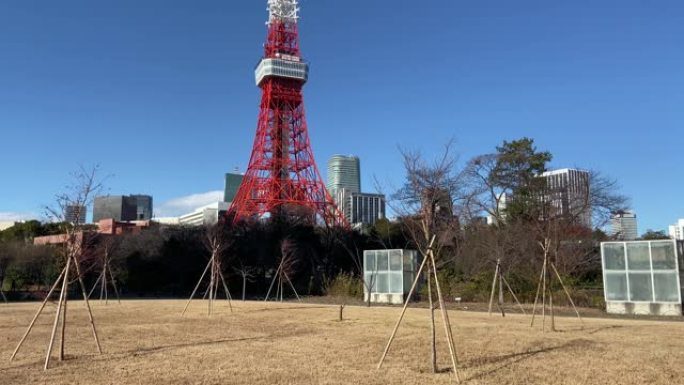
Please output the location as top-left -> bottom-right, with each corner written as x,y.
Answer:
327,155 -> 361,196
93,195 -> 153,222
611,211 -> 638,240
334,188 -> 386,227
540,168 -> 591,227
65,205 -> 86,224
669,219 -> 684,240
178,202 -> 229,226
224,172 -> 244,203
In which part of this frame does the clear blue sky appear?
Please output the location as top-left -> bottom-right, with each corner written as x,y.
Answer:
1,0 -> 682,232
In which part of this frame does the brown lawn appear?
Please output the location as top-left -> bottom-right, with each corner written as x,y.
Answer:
1,299 -> 683,384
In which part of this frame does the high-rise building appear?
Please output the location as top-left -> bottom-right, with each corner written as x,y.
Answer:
669,219 -> 684,240
540,168 -> 591,227
93,195 -> 153,222
611,210 -> 638,240
224,173 -> 244,203
327,155 -> 361,196
334,188 -> 385,226
65,205 -> 86,224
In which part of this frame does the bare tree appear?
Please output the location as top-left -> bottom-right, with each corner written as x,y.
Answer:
233,262 -> 257,301
378,142 -> 463,378
11,165 -> 105,370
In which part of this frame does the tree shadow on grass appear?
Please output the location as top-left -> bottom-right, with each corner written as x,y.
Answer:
463,339 -> 596,382
239,305 -> 332,314
121,335 -> 267,358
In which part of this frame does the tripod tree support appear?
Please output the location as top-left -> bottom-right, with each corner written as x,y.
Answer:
488,259 -> 526,317
181,255 -> 233,316
10,254 -> 101,370
377,236 -> 461,381
530,253 -> 583,331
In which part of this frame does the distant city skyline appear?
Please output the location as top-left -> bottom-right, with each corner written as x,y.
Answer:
1,1 -> 683,232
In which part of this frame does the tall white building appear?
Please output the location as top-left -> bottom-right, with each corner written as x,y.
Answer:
669,219 -> 684,240
327,155 -> 361,196
540,168 -> 591,227
611,210 -> 638,240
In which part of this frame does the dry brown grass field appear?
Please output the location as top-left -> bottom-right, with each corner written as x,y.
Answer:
1,299 -> 683,384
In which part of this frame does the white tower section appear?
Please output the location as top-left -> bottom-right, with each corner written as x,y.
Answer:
268,0 -> 300,23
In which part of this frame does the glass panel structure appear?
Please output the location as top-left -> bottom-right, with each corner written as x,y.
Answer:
363,249 -> 419,295
603,243 -> 626,270
651,241 -> 677,270
653,273 -> 679,302
601,240 -> 682,304
628,273 -> 652,301
626,243 -> 650,270
604,273 -> 628,301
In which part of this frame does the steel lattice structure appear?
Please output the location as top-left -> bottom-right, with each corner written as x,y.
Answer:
228,0 -> 346,227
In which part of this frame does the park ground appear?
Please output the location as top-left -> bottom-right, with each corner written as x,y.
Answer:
1,299 -> 683,385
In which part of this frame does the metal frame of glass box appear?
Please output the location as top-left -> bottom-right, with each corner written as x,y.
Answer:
601,240 -> 683,316
363,249 -> 419,304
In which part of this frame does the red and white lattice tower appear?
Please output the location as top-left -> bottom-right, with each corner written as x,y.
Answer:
228,0 -> 346,226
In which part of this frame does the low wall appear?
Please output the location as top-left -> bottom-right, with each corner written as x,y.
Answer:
606,301 -> 682,316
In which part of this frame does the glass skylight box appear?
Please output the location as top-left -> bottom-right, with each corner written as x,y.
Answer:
363,249 -> 420,304
601,240 -> 684,316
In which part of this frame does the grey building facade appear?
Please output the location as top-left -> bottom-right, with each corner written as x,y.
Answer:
611,210 -> 638,240
224,173 -> 244,203
335,188 -> 386,226
93,195 -> 153,222
65,205 -> 86,224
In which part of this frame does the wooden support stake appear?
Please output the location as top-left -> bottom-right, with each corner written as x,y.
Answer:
529,258 -> 545,327
427,263 -> 437,374
10,267 -> 66,362
541,256 -> 547,333
284,272 -> 301,302
219,270 -> 233,313
45,257 -> 71,370
551,262 -> 583,325
73,256 -> 102,354
87,270 -> 103,299
107,262 -> 121,304
498,270 -> 505,317
377,248 -> 430,369
501,275 -> 526,315
182,257 -> 212,316
487,260 -> 499,316
264,262 -> 283,302
59,264 -> 70,361
429,249 -> 461,383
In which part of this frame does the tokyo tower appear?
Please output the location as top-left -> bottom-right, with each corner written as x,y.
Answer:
228,0 -> 345,227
